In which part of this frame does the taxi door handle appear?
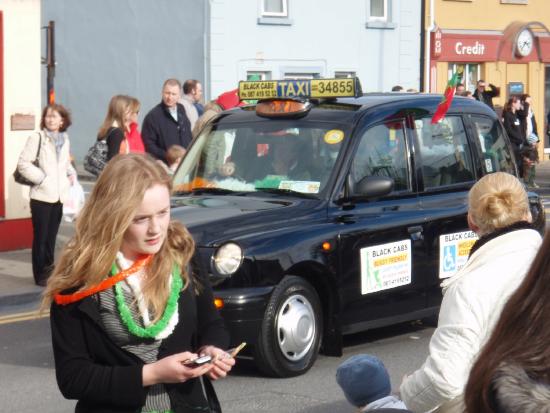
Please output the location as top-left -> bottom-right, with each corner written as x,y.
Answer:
408,225 -> 424,241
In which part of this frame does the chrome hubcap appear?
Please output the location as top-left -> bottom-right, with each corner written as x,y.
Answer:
276,294 -> 316,361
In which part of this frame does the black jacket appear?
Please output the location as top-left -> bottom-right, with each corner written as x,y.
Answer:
50,275 -> 229,413
142,102 -> 192,162
502,111 -> 526,150
517,102 -> 539,139
101,127 -> 125,161
473,84 -> 500,110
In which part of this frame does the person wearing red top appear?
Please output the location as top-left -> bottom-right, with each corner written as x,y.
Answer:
127,96 -> 145,153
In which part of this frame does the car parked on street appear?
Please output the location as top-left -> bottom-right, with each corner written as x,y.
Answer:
171,78 -> 545,377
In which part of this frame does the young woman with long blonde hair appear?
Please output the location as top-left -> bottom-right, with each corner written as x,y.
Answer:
44,153 -> 234,412
400,172 -> 541,413
98,95 -> 133,160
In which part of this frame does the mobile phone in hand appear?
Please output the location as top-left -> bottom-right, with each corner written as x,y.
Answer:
226,342 -> 247,358
182,355 -> 213,368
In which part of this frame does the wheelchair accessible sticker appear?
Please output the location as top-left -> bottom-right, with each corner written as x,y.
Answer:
360,240 -> 411,295
439,231 -> 478,279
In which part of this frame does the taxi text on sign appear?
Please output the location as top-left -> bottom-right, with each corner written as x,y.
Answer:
238,78 -> 359,100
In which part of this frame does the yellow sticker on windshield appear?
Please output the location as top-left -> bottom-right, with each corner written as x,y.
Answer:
324,129 -> 344,144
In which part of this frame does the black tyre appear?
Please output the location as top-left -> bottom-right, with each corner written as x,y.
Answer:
254,276 -> 323,377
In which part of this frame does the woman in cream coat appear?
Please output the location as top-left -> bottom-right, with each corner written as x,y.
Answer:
399,172 -> 542,413
17,104 -> 75,286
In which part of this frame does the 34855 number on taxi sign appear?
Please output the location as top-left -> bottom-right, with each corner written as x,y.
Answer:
238,77 -> 362,100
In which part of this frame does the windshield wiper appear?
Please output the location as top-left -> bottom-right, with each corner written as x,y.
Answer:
190,187 -> 251,196
255,187 -> 317,199
191,187 -> 235,195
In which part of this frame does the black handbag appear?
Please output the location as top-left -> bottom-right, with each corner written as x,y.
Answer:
13,132 -> 42,186
83,139 -> 108,176
83,128 -> 116,176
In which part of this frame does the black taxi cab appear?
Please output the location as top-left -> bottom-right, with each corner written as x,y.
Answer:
171,78 -> 545,377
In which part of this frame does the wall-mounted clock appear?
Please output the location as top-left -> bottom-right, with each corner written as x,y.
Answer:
516,29 -> 534,57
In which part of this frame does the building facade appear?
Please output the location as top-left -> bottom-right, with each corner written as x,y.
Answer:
41,0 -> 208,161
425,0 -> 550,153
209,0 -> 422,97
0,0 -> 42,250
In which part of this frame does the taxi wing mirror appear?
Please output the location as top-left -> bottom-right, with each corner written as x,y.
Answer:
354,176 -> 394,198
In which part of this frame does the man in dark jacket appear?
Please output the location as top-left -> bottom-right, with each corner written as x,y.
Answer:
473,79 -> 500,111
142,79 -> 192,163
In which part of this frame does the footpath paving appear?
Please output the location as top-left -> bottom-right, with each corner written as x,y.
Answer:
1,162 -> 550,316
0,166 -> 95,315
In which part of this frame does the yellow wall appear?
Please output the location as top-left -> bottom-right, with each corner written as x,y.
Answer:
433,0 -> 550,30
430,0 -> 548,155
0,0 -> 42,219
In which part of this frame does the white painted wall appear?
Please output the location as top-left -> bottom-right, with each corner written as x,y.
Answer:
2,0 -> 42,219
209,0 -> 422,97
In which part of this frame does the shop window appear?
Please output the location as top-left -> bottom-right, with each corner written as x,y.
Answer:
415,116 -> 475,189
335,71 -> 357,79
258,0 -> 292,25
448,63 -> 480,93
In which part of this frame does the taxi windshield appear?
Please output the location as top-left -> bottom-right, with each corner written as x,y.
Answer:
173,121 -> 347,197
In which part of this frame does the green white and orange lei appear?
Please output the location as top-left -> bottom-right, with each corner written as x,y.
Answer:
54,253 -> 183,340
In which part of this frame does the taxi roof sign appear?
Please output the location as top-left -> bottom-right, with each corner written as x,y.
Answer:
238,77 -> 363,101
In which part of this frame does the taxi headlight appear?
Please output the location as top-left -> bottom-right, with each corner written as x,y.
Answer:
213,243 -> 243,275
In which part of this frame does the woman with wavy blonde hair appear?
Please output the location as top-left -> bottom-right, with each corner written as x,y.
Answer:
98,95 -> 133,161
400,172 -> 541,413
44,153 -> 234,413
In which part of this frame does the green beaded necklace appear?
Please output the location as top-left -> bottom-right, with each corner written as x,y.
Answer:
112,263 -> 183,339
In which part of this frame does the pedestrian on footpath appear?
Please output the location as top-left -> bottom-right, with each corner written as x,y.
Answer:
473,80 -> 500,111
502,96 -> 527,177
400,172 -> 542,413
192,88 -> 243,138
142,79 -> 192,163
465,234 -> 550,412
16,104 -> 76,286
518,94 -> 540,187
180,79 -> 204,130
98,95 -> 132,161
43,153 -> 235,413
126,96 -> 145,153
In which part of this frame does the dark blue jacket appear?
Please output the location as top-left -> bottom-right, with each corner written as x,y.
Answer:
142,102 -> 192,162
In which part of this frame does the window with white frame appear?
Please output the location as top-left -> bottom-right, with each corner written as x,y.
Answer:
369,0 -> 387,21
261,0 -> 288,17
448,63 -> 480,93
247,71 -> 272,81
283,72 -> 320,80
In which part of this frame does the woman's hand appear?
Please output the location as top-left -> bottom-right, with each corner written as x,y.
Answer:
142,351 -> 214,386
198,345 -> 236,380
218,162 -> 236,177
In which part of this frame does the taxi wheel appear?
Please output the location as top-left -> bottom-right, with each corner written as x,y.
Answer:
254,276 -> 323,377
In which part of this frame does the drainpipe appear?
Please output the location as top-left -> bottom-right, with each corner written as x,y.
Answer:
424,0 -> 435,92
203,1 -> 211,101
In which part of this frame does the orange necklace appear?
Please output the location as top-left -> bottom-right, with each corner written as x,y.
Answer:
54,254 -> 152,305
